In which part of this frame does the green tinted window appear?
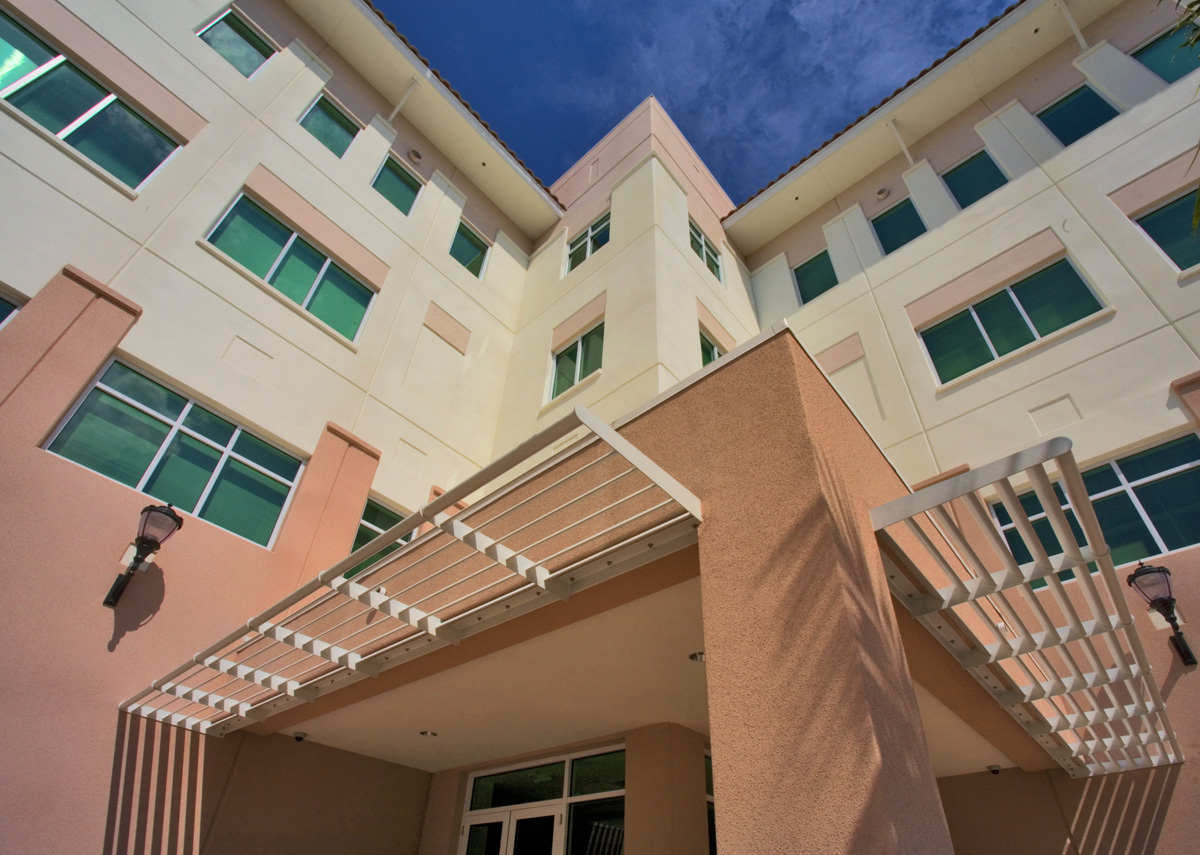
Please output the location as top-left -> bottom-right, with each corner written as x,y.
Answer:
307,265 -> 373,339
372,158 -> 421,215
144,433 -> 221,510
300,97 -> 358,157
1136,468 -> 1200,550
346,499 -> 409,578
568,213 -> 611,272
580,324 -> 604,378
48,364 -> 300,546
922,259 -> 1101,383
0,11 -> 177,188
921,311 -> 992,383
66,99 -> 177,187
0,295 -> 17,326
1037,86 -> 1118,147
49,365 -> 301,545
942,151 -> 1007,209
1117,435 -> 1200,482
793,250 -> 838,304
209,197 -> 292,279
0,10 -> 53,91
552,342 -> 579,399
49,389 -> 170,485
209,196 -> 373,339
973,290 -> 1034,356
450,223 -> 488,277
551,323 -> 604,399
1134,27 -> 1200,84
872,199 -> 926,254
8,62 -> 106,134
1137,195 -> 1200,271
470,762 -> 565,810
200,12 -> 274,77
1009,260 -> 1100,336
199,459 -> 291,545
700,332 -> 721,366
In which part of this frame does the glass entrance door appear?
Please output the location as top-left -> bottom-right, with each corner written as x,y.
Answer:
461,807 -> 563,855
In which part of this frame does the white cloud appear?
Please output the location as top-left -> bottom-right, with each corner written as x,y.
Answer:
550,0 -> 1014,200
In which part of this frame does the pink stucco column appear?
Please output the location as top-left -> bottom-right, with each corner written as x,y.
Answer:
620,332 -> 953,855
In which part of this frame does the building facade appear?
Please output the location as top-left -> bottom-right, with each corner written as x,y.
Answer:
1,0 -> 1199,852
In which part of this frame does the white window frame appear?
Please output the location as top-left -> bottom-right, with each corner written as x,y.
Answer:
0,10 -> 180,190
547,322 -> 603,402
566,212 -> 611,273
196,7 -> 276,79
45,357 -> 304,549
463,744 -> 627,817
205,192 -> 377,343
689,220 -> 722,281
989,433 -> 1200,570
370,155 -> 425,217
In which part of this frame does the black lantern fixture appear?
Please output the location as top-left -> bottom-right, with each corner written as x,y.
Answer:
1126,562 -> 1198,667
103,505 -> 184,609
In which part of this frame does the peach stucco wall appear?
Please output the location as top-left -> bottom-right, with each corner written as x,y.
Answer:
0,267 -> 427,853
617,332 -> 954,854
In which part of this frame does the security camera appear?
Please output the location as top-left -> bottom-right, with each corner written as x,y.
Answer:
294,732 -> 308,743
987,765 -> 1001,775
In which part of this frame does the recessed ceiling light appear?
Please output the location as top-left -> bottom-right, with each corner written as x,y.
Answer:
876,188 -> 890,201
420,730 -> 438,737
408,149 -> 422,163
689,651 -> 705,662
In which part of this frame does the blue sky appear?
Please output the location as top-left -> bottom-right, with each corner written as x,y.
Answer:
373,0 -> 1016,204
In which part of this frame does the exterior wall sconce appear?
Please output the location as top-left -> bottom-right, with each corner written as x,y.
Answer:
103,505 -> 183,609
1127,562 -> 1198,666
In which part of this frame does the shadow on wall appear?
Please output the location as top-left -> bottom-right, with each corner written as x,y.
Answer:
938,763 -> 1180,855
101,711 -> 433,854
108,564 -> 165,651
103,712 -> 206,854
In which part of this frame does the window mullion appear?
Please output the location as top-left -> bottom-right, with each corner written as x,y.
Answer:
226,446 -> 293,485
0,54 -> 65,99
94,381 -> 179,424
193,427 -> 239,515
263,232 -> 298,283
134,402 -> 192,493
968,306 -> 1000,359
573,337 -> 584,383
1006,284 -> 1041,340
302,257 -> 332,309
58,92 -> 116,140
1110,462 -> 1171,555
1120,457 -> 1200,488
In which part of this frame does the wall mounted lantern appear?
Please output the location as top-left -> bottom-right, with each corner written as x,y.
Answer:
103,505 -> 183,609
1127,561 -> 1198,667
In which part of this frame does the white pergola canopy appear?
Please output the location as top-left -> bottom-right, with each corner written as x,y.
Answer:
872,438 -> 1183,778
122,406 -> 701,737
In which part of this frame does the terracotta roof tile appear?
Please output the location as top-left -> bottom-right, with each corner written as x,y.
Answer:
361,0 -> 563,208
